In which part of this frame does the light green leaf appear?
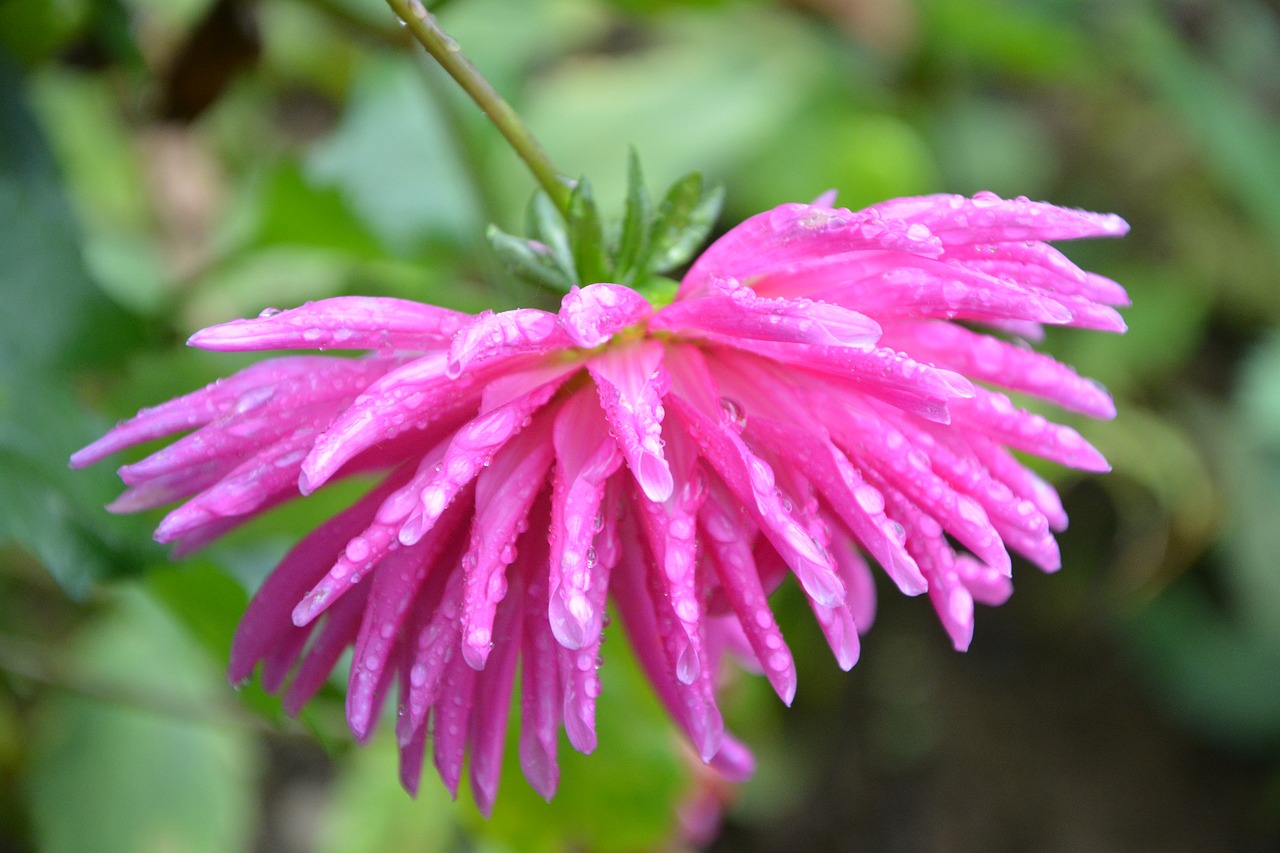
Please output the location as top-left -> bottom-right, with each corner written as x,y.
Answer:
307,55 -> 482,253
27,589 -> 259,853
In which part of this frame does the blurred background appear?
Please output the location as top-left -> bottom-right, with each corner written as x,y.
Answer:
2,0 -> 1279,850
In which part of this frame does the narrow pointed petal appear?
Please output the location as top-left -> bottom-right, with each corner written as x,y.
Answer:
292,443 -> 451,627
611,513 -> 724,762
748,252 -> 1073,327
949,241 -> 1131,306
282,582 -> 370,715
518,502 -> 561,800
890,417 -> 1060,571
446,308 -> 568,379
399,377 -> 565,546
722,399 -> 926,595
652,276 -> 881,349
882,321 -> 1115,418
872,192 -> 1129,244
558,283 -> 653,348
831,534 -> 877,632
833,413 -> 1012,576
632,429 -> 708,686
396,569 -> 466,747
588,340 -> 674,503
732,341 -> 972,424
700,484 -> 796,705
71,357 -> 345,468
459,413 -> 556,670
876,482 -> 976,652
547,391 -> 624,650
950,388 -> 1111,472
346,504 -> 463,739
955,553 -> 1014,606
432,650 -> 478,797
229,471 -> 403,687
559,475 -> 624,753
682,203 -> 943,298
188,297 -> 468,352
969,437 -> 1069,532
665,345 -> 845,607
152,428 -> 318,542
468,569 -> 524,816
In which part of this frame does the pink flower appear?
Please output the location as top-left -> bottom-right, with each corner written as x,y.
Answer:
72,192 -> 1128,812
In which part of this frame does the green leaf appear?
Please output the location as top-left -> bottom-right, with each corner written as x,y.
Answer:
487,224 -> 575,292
255,161 -> 385,258
26,588 -> 258,853
647,171 -> 723,274
614,148 -> 654,285
306,55 -> 482,252
567,177 -> 611,285
525,191 -> 576,286
0,58 -> 154,596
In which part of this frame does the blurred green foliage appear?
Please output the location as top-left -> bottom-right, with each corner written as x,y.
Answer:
1,0 -> 1279,850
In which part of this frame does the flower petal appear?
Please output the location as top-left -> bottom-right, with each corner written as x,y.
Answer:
588,340 -> 673,503
188,297 -> 469,352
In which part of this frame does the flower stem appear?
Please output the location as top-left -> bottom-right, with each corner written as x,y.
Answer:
386,0 -> 571,213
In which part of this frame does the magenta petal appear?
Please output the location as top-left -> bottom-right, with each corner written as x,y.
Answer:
831,534 -> 877,633
588,340 -> 673,503
517,502 -> 561,800
734,342 -> 972,425
633,442 -> 708,687
292,442 -> 450,627
346,502 -> 465,739
955,553 -> 1014,606
700,484 -> 796,705
665,345 -> 845,607
468,568 -> 524,815
432,649 -> 478,797
396,568 -> 466,747
871,192 -> 1129,244
611,512 -> 724,762
950,388 -> 1111,472
834,412 -> 1012,576
282,582 -> 370,715
558,283 -> 652,347
682,203 -> 943,298
883,321 -> 1115,418
229,469 -> 407,686
651,276 -> 881,349
399,376 -> 565,547
547,390 -> 624,650
708,733 -> 756,783
71,356 -> 341,469
459,413 -> 556,670
949,241 -> 1131,307
748,251 -> 1073,327
299,352 -> 475,493
732,408 -> 926,596
969,437 -> 1069,532
446,308 -> 568,379
188,297 -> 468,353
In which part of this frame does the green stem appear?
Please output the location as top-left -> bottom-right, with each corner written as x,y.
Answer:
386,0 -> 571,213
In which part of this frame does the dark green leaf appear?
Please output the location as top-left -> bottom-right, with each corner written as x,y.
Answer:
647,172 -> 723,274
567,177 -> 611,285
614,147 -> 653,285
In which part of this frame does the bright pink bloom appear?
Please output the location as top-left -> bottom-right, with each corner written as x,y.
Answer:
72,192 -> 1128,811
